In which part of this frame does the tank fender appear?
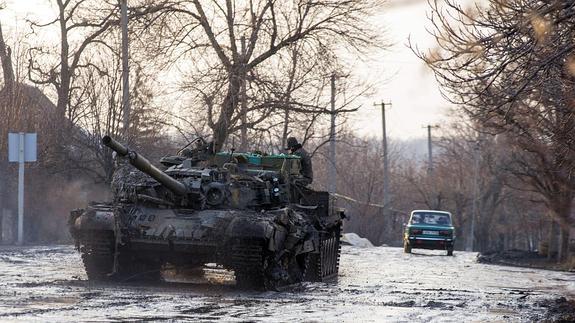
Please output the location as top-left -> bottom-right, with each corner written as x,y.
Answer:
225,216 -> 274,241
73,208 -> 115,231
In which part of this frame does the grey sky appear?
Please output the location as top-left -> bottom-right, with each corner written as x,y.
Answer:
350,0 -> 456,140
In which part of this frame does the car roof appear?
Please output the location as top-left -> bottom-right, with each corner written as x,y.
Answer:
410,210 -> 452,216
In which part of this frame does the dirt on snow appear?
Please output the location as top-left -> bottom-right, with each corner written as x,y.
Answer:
0,245 -> 573,322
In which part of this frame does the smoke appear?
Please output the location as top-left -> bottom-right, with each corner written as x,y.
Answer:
19,173 -> 112,243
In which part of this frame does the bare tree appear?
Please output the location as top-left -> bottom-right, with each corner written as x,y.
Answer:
1,2 -> 171,242
27,0 -> 166,137
65,48 -> 168,183
136,0 -> 384,151
415,0 -> 575,259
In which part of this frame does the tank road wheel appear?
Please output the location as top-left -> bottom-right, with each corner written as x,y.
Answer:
266,252 -> 309,291
80,231 -> 163,282
404,241 -> 412,253
117,256 -> 163,282
231,239 -> 311,290
306,225 -> 342,282
289,253 -> 309,284
80,230 -> 115,281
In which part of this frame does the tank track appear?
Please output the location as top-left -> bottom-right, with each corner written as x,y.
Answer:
230,240 -> 309,291
231,240 -> 267,289
79,230 -> 115,281
80,230 -> 163,282
306,224 -> 341,282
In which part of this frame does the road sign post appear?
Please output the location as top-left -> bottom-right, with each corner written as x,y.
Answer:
8,132 -> 37,245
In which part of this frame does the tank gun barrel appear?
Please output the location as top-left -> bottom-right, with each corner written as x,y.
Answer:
102,135 -> 188,196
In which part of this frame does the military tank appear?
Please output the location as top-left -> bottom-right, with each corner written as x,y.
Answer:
69,135 -> 344,290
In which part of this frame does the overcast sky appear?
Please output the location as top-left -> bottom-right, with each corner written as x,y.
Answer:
350,0 -> 455,140
0,0 -> 472,140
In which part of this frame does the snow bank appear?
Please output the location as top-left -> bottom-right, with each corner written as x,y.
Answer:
341,233 -> 374,248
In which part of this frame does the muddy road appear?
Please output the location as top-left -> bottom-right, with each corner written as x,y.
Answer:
0,245 -> 573,322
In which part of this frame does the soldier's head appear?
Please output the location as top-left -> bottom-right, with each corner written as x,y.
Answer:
194,139 -> 206,150
179,147 -> 194,158
286,137 -> 301,152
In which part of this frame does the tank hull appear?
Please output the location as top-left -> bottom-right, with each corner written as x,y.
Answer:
70,200 -> 342,289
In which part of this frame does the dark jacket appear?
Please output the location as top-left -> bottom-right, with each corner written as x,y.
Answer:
291,145 -> 313,182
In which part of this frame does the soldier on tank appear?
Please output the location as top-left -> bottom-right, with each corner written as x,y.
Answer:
286,137 -> 313,186
179,138 -> 215,167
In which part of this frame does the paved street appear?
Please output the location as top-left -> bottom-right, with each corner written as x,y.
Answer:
0,245 -> 573,322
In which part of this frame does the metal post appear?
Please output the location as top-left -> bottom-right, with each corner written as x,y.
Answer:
427,125 -> 433,174
467,141 -> 480,251
328,74 -> 337,194
121,0 -> 130,138
382,103 -> 389,212
424,125 -> 440,175
240,36 -> 248,151
17,132 -> 24,245
375,102 -> 391,214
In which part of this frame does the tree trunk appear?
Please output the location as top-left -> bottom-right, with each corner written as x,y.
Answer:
212,71 -> 242,152
56,0 -> 71,142
497,232 -> 504,251
549,192 -> 573,261
0,22 -> 15,94
477,224 -> 489,253
548,220 -> 558,260
558,227 -> 570,262
0,169 -> 3,240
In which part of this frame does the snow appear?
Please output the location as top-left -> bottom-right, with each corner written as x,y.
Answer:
341,233 -> 374,248
0,245 -> 573,321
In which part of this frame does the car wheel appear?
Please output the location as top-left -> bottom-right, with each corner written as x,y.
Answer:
403,241 -> 412,253
447,248 -> 454,256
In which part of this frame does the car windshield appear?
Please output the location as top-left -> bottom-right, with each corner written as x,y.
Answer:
410,212 -> 451,225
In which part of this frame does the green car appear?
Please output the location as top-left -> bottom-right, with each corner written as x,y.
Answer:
403,210 -> 455,256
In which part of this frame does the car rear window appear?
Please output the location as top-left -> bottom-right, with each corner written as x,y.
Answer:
411,212 -> 451,225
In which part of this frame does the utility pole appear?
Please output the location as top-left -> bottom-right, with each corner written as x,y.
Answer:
467,140 -> 480,252
375,101 -> 391,215
328,73 -> 337,194
424,125 -> 440,175
240,36 -> 248,151
121,0 -> 130,139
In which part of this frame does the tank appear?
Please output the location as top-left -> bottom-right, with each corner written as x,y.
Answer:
69,135 -> 344,290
